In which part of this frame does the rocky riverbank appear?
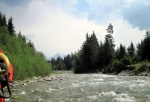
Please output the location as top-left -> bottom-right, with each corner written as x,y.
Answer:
118,70 -> 150,76
117,64 -> 150,76
10,71 -> 72,88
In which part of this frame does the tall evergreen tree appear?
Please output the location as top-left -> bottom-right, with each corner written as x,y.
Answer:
97,41 -> 105,70
18,31 -> 26,42
64,54 -> 72,70
127,41 -> 135,58
8,16 -> 15,35
137,40 -> 144,61
89,31 -> 99,71
28,40 -> 35,48
143,30 -> 150,60
0,12 -> 2,26
51,58 -> 56,69
2,14 -> 7,26
103,23 -> 115,66
137,30 -> 150,61
119,44 -> 126,60
75,32 -> 99,73
56,57 -> 66,70
80,33 -> 91,72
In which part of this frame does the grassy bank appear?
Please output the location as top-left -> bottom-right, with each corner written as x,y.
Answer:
118,61 -> 150,76
0,15 -> 52,80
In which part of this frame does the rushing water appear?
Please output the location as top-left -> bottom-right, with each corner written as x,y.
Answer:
9,72 -> 150,102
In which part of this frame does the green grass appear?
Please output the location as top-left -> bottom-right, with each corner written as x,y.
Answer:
134,61 -> 150,70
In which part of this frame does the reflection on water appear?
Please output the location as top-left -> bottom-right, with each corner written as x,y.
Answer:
10,72 -> 150,102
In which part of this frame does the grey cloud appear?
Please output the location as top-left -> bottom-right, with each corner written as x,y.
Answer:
84,0 -> 150,30
1,0 -> 30,6
122,1 -> 150,30
85,0 -> 127,24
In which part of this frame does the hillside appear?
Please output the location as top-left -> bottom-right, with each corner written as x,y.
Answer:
0,13 -> 52,80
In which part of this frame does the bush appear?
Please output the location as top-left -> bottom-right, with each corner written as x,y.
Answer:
0,26 -> 52,80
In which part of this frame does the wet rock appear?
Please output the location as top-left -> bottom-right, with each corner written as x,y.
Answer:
33,77 -> 38,80
59,80 -> 62,82
46,79 -> 52,81
26,80 -> 30,83
21,83 -> 27,86
10,74 -> 71,88
38,79 -> 43,82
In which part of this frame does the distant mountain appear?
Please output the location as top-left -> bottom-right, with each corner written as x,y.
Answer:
48,53 -> 66,60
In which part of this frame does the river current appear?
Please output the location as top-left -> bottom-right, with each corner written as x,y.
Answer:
9,72 -> 150,102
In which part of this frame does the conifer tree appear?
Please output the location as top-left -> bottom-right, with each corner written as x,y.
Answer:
119,44 -> 126,60
97,41 -> 105,70
80,33 -> 91,72
89,31 -> 99,71
74,32 -> 99,73
137,41 -> 143,61
55,57 -> 66,70
0,12 -> 2,26
137,30 -> 150,61
8,16 -> 15,35
2,14 -> 7,26
28,40 -> 34,48
143,30 -> 150,60
127,41 -> 135,58
64,54 -> 72,70
103,23 -> 115,66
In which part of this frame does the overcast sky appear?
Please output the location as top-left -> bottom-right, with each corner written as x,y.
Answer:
0,0 -> 150,58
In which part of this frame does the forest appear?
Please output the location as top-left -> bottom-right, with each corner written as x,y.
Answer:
0,12 -> 52,80
51,23 -> 150,75
1,12 -> 150,80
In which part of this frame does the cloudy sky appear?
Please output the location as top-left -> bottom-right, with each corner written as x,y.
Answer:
0,0 -> 150,58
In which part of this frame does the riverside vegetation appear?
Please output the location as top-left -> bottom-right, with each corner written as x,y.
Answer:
51,24 -> 150,76
0,12 -> 52,80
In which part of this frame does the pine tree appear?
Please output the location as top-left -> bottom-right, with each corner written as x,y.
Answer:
55,57 -> 66,70
74,32 -> 99,73
119,44 -> 126,60
89,31 -> 99,71
64,54 -> 72,70
80,33 -> 91,72
98,41 -> 105,70
2,14 -> 7,26
127,41 -> 135,58
103,23 -> 115,66
28,40 -> 34,48
143,30 -> 150,60
137,41 -> 144,61
0,12 -> 2,26
8,16 -> 15,35
137,30 -> 150,61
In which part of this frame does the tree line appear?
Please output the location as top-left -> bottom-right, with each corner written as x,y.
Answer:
50,23 -> 150,74
50,54 -> 75,70
0,12 -> 52,80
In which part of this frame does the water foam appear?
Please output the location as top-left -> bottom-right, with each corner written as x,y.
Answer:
99,91 -> 116,97
87,95 -> 97,100
98,91 -> 136,102
21,91 -> 26,95
72,83 -> 80,87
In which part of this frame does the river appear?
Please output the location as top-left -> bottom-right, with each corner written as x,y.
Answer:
8,71 -> 150,102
